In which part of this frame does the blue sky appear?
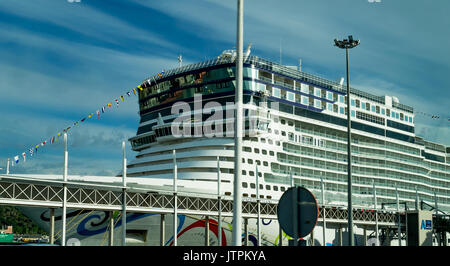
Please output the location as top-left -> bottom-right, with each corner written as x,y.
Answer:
0,0 -> 448,176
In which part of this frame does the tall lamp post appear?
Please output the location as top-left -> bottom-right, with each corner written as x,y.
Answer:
232,0 -> 244,246
334,35 -> 360,246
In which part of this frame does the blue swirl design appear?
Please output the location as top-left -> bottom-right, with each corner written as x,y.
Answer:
77,212 -> 158,236
164,215 -> 186,246
262,219 -> 272,225
242,234 -> 257,246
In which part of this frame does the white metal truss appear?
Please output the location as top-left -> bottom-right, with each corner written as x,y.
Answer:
0,177 -> 398,225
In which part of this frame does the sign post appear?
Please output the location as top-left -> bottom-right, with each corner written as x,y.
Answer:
277,186 -> 319,246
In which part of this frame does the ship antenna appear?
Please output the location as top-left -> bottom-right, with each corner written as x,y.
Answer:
178,54 -> 183,68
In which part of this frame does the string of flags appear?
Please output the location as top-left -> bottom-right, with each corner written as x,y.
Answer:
414,111 -> 449,121
8,70 -> 166,167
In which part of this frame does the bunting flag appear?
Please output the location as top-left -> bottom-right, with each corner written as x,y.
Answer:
9,71 -> 171,166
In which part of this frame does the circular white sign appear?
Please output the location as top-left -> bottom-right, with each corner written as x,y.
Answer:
66,238 -> 81,246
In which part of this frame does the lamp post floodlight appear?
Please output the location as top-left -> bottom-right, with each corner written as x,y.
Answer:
334,35 -> 359,246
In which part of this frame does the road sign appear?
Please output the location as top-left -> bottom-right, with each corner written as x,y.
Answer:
277,186 -> 319,239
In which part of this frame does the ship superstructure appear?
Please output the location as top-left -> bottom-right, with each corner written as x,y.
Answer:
127,50 -> 450,214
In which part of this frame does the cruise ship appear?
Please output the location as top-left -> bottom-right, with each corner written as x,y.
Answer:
15,48 -> 450,246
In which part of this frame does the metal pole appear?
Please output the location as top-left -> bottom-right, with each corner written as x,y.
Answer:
244,218 -> 248,246
217,156 -> 222,246
61,132 -> 68,246
434,191 -> 440,246
345,47 -> 354,246
109,211 -> 114,246
396,186 -> 401,246
49,208 -> 55,245
256,165 -> 261,246
279,225 -> 283,246
373,180 -> 378,246
321,177 -> 327,246
232,0 -> 244,247
173,149 -> 178,246
205,216 -> 210,246
160,214 -> 165,246
292,185 -> 298,246
6,158 -> 9,175
122,141 -> 127,246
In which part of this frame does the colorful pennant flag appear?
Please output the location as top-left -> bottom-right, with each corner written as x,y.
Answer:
22,152 -> 26,162
14,156 -> 19,164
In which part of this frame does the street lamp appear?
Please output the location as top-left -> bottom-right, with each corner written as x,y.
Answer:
334,35 -> 360,246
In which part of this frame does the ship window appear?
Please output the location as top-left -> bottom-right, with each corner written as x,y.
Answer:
250,183 -> 256,189
327,91 -> 333,100
256,160 -> 261,165
273,186 -> 278,191
281,119 -> 286,125
280,187 -> 286,192
242,182 -> 248,188
287,91 -> 295,102
260,138 -> 266,143
268,139 -> 273,144
269,151 -> 275,156
262,150 -> 267,155
242,170 -> 247,175
249,171 -> 255,176
265,185 -> 271,190
273,87 -> 281,98
243,193 -> 248,197
259,184 -> 264,190
254,148 -> 260,153
263,161 -> 268,166
248,159 -> 253,164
